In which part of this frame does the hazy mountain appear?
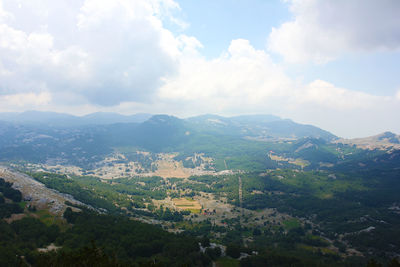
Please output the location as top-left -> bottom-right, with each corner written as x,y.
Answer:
0,111 -> 152,127
337,131 -> 400,150
0,111 -> 78,127
0,113 -> 338,155
187,114 -> 337,141
230,114 -> 281,123
0,111 -> 337,141
80,112 -> 153,125
104,115 -> 190,152
4,113 -> 396,170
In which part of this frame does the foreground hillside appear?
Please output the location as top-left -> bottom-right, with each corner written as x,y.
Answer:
0,171 -> 209,266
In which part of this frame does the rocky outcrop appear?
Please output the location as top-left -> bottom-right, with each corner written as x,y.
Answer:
0,166 -> 90,215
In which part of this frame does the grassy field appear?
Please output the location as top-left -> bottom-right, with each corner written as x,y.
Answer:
172,197 -> 202,212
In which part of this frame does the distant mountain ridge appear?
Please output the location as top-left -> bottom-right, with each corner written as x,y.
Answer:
0,111 -> 153,127
1,112 -> 399,172
187,114 -> 336,141
0,111 -> 336,141
337,131 -> 400,150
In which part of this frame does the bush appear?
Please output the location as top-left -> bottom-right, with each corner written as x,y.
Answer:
226,244 -> 241,259
205,247 -> 221,260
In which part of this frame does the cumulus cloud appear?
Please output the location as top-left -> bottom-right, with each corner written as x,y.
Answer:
156,39 -> 400,137
159,39 -> 293,114
0,0 -> 188,106
396,90 -> 400,101
296,80 -> 385,110
268,0 -> 400,63
158,39 -> 389,114
0,91 -> 51,111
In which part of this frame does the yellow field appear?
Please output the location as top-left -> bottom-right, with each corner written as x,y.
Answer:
154,160 -> 191,178
269,154 -> 309,168
173,198 -> 201,212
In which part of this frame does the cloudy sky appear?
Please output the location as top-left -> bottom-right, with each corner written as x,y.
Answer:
0,0 -> 399,137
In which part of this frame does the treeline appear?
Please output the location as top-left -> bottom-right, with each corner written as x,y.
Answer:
0,178 -> 22,202
0,217 -> 61,266
30,172 -> 118,212
0,178 -> 23,218
0,207 -> 212,266
50,208 -> 210,266
30,172 -> 169,214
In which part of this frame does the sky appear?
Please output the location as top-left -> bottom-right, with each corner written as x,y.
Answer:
0,0 -> 400,138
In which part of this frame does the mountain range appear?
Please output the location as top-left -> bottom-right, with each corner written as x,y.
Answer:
0,111 -> 336,140
0,111 -> 153,127
0,111 -> 399,171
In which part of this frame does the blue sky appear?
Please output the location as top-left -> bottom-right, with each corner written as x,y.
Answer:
0,0 -> 399,137
173,0 -> 290,58
174,0 -> 400,96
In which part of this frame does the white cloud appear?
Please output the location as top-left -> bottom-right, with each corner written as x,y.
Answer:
159,39 -> 293,114
158,39 -> 389,114
268,0 -> 400,63
396,89 -> 400,101
0,5 -> 11,24
0,0 -> 189,106
0,91 -> 51,109
297,80 -> 383,110
156,39 -> 400,137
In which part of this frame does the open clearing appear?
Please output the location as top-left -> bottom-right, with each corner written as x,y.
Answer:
154,160 -> 191,178
26,152 -> 216,179
269,153 -> 310,168
173,198 -> 202,212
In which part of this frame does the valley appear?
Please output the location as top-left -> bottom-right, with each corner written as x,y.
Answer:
0,112 -> 399,266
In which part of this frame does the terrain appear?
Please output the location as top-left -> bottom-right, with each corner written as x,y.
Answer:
1,111 -> 400,266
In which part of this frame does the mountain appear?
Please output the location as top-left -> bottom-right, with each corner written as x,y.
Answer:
0,111 -> 152,127
337,131 -> 400,150
0,111 -> 337,141
80,112 -> 152,125
1,113 -> 382,171
230,114 -> 281,123
106,115 -> 190,151
0,111 -> 78,127
187,114 -> 337,141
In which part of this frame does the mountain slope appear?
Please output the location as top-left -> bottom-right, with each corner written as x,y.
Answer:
0,113 -> 362,171
337,131 -> 400,150
187,114 -> 337,141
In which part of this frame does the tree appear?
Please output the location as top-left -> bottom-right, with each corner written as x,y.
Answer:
200,236 -> 210,247
226,244 -> 241,259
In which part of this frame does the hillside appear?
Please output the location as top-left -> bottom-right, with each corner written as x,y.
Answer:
337,131 -> 400,150
0,166 -> 89,214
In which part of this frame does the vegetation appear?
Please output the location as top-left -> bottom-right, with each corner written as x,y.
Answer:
0,178 -> 23,218
1,115 -> 400,266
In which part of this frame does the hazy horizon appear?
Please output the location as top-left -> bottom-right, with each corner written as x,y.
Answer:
1,109 -> 399,139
